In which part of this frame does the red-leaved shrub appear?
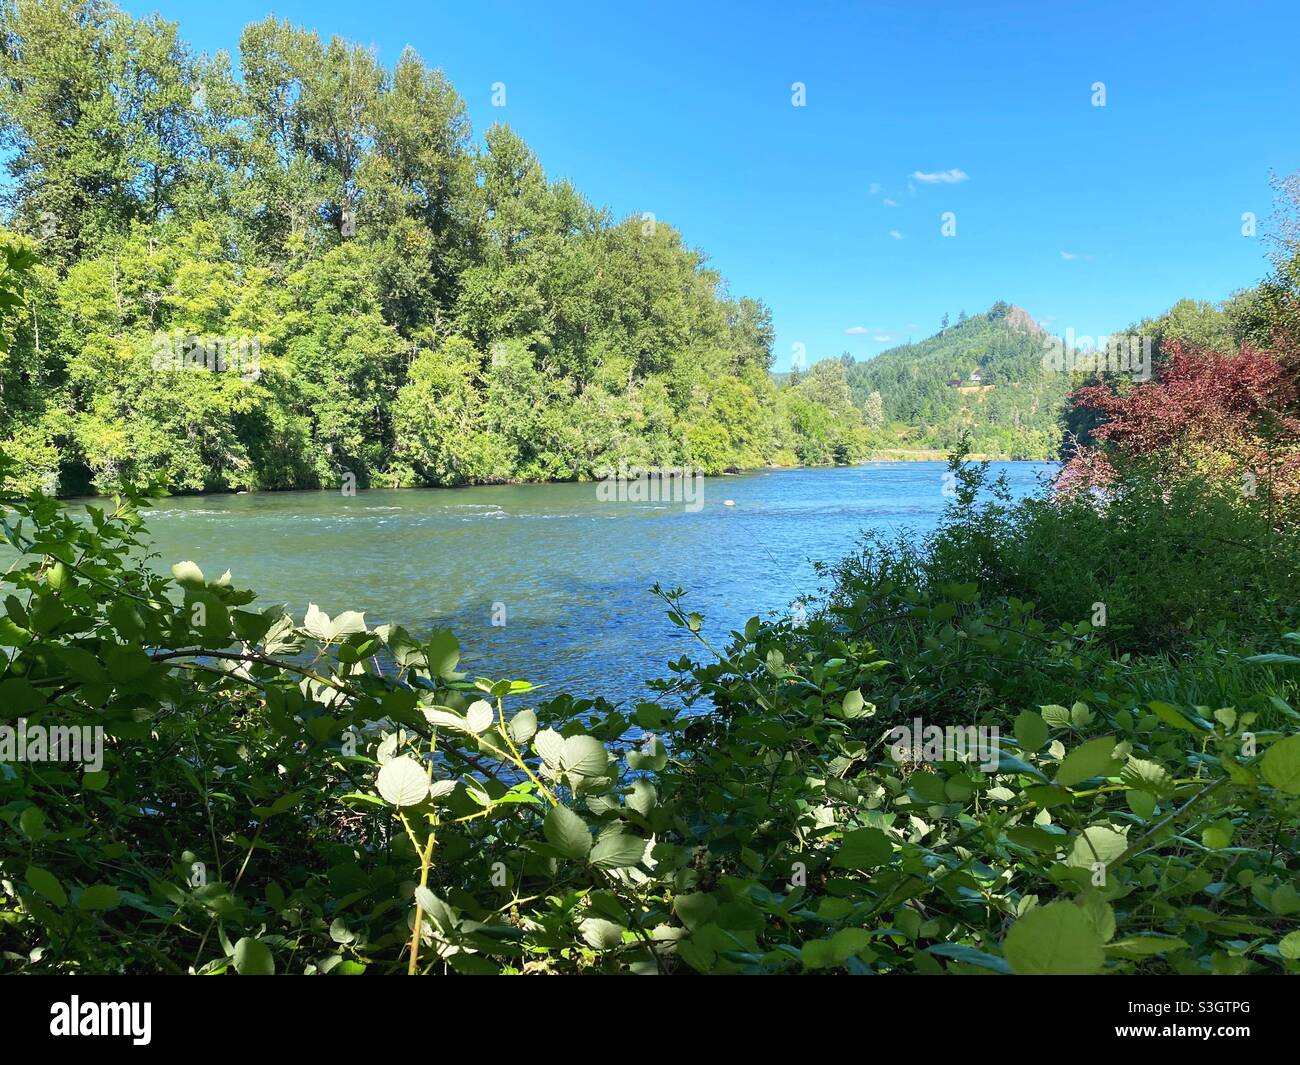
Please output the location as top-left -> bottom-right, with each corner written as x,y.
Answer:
1059,342 -> 1300,502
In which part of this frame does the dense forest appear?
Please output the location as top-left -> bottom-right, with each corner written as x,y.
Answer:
0,0 -> 876,496
840,302 -> 1072,459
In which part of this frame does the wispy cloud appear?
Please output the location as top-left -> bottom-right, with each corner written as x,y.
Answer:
889,229 -> 905,240
868,182 -> 882,195
872,334 -> 894,343
844,326 -> 870,335
1060,250 -> 1093,261
882,198 -> 898,207
912,168 -> 969,184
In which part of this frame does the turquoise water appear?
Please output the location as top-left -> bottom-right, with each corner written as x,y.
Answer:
119,462 -> 1054,704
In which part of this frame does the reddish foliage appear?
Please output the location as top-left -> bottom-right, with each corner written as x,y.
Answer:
1059,342 -> 1300,499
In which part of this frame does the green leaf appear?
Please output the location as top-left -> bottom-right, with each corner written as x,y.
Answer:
1279,931 -> 1300,960
302,602 -> 331,640
989,750 -> 1049,780
626,779 -> 657,817
534,729 -> 564,768
25,865 -> 66,908
627,735 -> 667,771
828,927 -> 873,963
1120,757 -> 1175,799
832,827 -> 892,869
673,892 -> 718,931
1005,825 -> 1064,853
1147,700 -> 1202,732
375,755 -> 430,807
1262,734 -> 1300,794
425,630 -> 461,678
543,804 -> 592,860
579,917 -> 625,950
329,610 -> 367,641
77,884 -> 121,911
466,700 -> 494,734
561,735 -> 609,778
1126,790 -> 1157,819
509,708 -> 538,745
589,833 -> 645,869
838,689 -> 875,719
1025,784 -> 1074,807
1068,824 -> 1128,869
1040,704 -> 1072,728
428,780 -> 457,803
1003,901 -> 1106,975
233,936 -> 276,975
800,938 -> 837,970
422,707 -> 470,732
1055,736 -> 1119,787
19,806 -> 46,841
0,678 -> 41,716
1014,710 -> 1049,752
1077,891 -> 1116,943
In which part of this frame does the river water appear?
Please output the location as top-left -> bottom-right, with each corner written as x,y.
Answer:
116,461 -> 1053,705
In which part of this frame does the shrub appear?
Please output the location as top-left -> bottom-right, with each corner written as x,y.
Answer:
2,464 -> 1299,975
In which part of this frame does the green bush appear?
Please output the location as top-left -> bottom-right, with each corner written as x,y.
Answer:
829,451 -> 1300,655
2,464 -> 1299,975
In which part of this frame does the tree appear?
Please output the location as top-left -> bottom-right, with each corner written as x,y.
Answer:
0,0 -> 934,494
863,389 -> 885,430
0,0 -> 201,261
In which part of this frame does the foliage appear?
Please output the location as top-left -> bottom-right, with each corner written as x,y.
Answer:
842,303 -> 1072,460
1059,343 -> 1300,510
3,445 -> 1299,975
0,1 -> 863,494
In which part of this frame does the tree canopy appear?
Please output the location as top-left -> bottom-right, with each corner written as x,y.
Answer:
0,0 -> 873,495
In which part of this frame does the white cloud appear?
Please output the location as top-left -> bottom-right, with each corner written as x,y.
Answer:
883,198 -> 898,207
912,168 -> 969,184
844,326 -> 870,335
868,182 -> 882,195
872,334 -> 894,343
889,229 -> 905,240
1060,250 -> 1093,261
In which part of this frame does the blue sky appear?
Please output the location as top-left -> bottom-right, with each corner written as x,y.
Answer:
125,0 -> 1300,369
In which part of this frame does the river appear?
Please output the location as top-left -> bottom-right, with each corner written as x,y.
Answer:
111,461 -> 1054,705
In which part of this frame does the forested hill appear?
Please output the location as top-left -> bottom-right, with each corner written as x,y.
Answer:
0,2 -> 878,496
840,302 -> 1073,459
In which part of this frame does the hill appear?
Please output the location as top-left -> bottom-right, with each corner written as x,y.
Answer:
842,302 -> 1072,459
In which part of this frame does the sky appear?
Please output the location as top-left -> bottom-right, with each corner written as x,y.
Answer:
123,0 -> 1300,370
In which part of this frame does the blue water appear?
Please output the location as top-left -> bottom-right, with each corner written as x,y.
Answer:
123,462 -> 1054,705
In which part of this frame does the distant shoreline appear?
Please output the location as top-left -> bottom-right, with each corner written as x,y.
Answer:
54,454 -> 1054,503
862,448 -> 1051,462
